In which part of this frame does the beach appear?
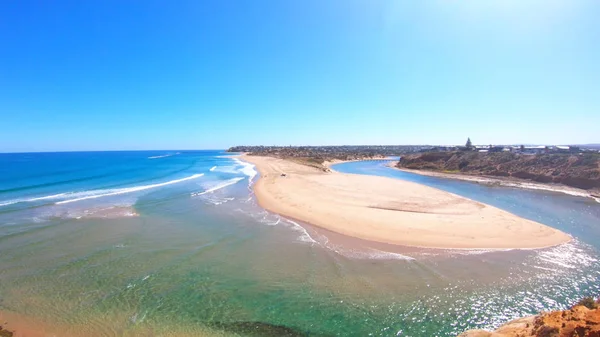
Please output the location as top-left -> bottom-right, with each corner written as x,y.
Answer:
242,155 -> 571,249
1,151 -> 598,336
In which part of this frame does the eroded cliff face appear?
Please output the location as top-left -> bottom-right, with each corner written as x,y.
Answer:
458,304 -> 600,337
397,152 -> 600,192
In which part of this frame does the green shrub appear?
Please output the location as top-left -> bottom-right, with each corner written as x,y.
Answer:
575,296 -> 598,309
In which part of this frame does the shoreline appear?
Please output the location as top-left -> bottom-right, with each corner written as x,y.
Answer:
388,162 -> 600,203
458,301 -> 600,337
241,155 -> 571,250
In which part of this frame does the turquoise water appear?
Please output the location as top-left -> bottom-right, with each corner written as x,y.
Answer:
334,161 -> 600,250
1,153 -> 599,336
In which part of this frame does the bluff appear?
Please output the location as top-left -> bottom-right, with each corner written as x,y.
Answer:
397,152 -> 600,192
458,297 -> 600,337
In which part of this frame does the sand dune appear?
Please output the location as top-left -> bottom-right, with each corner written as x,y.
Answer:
242,155 -> 571,249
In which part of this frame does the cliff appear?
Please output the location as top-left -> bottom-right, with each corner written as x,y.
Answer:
397,152 -> 600,192
458,298 -> 600,337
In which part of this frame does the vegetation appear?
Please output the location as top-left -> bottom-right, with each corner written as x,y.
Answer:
398,151 -> 600,191
228,145 -> 427,158
576,296 -> 599,310
227,145 -> 414,170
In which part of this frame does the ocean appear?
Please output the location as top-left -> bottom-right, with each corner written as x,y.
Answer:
1,152 -> 599,336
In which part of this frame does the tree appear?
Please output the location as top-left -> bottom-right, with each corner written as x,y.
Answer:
465,137 -> 473,149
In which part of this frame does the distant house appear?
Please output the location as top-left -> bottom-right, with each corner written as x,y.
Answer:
523,146 -> 546,154
473,145 -> 506,153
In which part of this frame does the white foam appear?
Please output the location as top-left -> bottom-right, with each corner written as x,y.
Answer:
190,177 -> 244,197
56,174 -> 205,205
334,247 -> 415,261
204,197 -> 235,205
440,248 -> 515,256
28,193 -> 70,201
232,158 -> 257,184
210,166 -> 217,171
148,153 -> 176,159
0,200 -> 19,207
53,205 -> 139,220
212,165 -> 240,174
283,218 -> 318,244
211,158 -> 257,186
0,192 -> 71,207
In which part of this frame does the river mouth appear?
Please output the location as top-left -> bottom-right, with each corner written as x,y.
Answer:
1,154 -> 599,336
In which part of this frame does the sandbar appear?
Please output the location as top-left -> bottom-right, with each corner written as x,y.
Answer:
242,155 -> 571,249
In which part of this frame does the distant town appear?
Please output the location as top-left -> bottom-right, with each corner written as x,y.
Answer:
229,140 -> 600,194
228,141 -> 600,158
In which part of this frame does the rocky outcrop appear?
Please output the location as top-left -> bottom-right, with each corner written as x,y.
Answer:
458,299 -> 600,337
398,152 -> 600,192
0,326 -> 13,337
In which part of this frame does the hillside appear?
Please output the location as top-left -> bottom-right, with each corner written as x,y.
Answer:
397,152 -> 600,192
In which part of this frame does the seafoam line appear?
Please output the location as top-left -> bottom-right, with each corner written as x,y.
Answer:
56,174 -> 205,205
148,153 -> 176,159
0,193 -> 71,207
191,177 -> 244,197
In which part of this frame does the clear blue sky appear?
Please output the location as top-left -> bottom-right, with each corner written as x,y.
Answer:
1,0 -> 598,152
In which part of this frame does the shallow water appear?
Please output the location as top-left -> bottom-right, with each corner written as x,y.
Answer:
1,154 -> 599,336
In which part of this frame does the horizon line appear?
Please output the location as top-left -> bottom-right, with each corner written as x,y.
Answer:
2,142 -> 598,154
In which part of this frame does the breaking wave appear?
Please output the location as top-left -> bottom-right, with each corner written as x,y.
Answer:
148,152 -> 179,159
0,193 -> 70,207
284,218 -> 318,244
191,177 -> 244,197
232,158 -> 257,183
210,158 -> 257,186
1,174 -> 205,208
56,174 -> 205,204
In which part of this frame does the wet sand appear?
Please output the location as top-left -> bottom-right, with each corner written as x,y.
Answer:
242,155 -> 571,249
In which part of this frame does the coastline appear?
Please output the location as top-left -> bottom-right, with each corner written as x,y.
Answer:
458,301 -> 600,337
389,162 -> 600,203
241,155 -> 571,250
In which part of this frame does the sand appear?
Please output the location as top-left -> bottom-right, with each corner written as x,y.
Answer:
242,155 -> 571,249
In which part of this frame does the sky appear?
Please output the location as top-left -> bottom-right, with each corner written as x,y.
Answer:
1,0 -> 599,152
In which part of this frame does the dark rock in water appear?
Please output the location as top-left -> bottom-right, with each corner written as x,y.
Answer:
0,326 -> 13,337
211,321 -> 311,337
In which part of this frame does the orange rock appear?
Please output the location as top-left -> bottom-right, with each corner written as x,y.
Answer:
458,305 -> 600,337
